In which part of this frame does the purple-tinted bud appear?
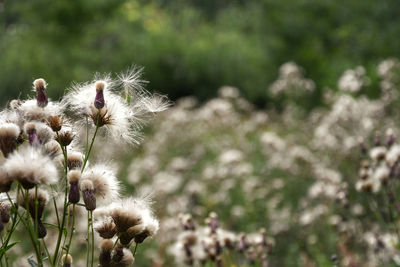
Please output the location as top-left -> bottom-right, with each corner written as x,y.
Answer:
68,182 -> 80,204
34,79 -> 49,108
29,132 -> 41,146
82,189 -> 96,211
94,82 -> 105,109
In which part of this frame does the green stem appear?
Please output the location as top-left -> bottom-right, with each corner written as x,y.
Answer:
133,243 -> 139,257
24,189 -> 42,266
81,113 -> 100,173
0,203 -> 19,262
64,204 -> 76,265
53,137 -> 69,264
86,211 -> 90,267
90,211 -> 94,267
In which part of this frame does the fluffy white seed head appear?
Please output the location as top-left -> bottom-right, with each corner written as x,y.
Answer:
81,164 -> 120,203
4,146 -> 58,189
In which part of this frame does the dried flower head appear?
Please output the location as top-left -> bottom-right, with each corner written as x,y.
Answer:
58,126 -> 75,146
47,115 -> 63,132
0,123 -> 20,157
99,239 -> 113,266
67,151 -> 84,170
4,146 -> 58,189
95,217 -> 117,239
0,168 -> 13,193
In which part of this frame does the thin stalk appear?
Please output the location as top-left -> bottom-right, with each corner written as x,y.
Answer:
85,116 -> 89,155
133,243 -> 139,257
81,112 -> 101,173
90,211 -> 94,267
0,206 -> 19,262
53,136 -> 69,264
112,236 -> 120,250
64,204 -> 76,265
42,239 -> 52,266
34,186 -> 42,266
24,189 -> 42,266
50,185 -> 60,228
86,211 -> 90,267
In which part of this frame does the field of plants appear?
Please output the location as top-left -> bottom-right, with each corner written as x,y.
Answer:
1,1 -> 400,266
0,59 -> 398,266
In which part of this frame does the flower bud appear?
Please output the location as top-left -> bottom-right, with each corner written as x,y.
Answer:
68,170 -> 81,204
38,219 -> 47,238
34,78 -> 48,108
94,81 -> 105,109
58,127 -> 74,146
81,180 -> 96,211
0,123 -> 20,157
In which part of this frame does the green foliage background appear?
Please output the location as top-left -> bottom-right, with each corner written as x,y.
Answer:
1,0 -> 399,105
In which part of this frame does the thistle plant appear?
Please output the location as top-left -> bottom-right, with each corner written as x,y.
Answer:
0,67 -> 169,266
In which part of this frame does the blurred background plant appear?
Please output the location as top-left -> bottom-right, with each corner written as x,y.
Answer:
1,0 -> 400,107
2,0 -> 400,266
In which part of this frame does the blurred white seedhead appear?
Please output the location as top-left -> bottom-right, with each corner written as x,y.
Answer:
338,66 -> 370,94
269,62 -> 315,97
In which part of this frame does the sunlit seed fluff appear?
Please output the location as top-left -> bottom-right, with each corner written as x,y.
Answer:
9,99 -> 22,110
111,198 -> 144,233
0,168 -> 13,193
62,75 -> 163,146
4,146 -> 58,189
18,99 -> 62,122
0,123 -> 20,157
81,164 -> 120,204
33,78 -> 49,108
